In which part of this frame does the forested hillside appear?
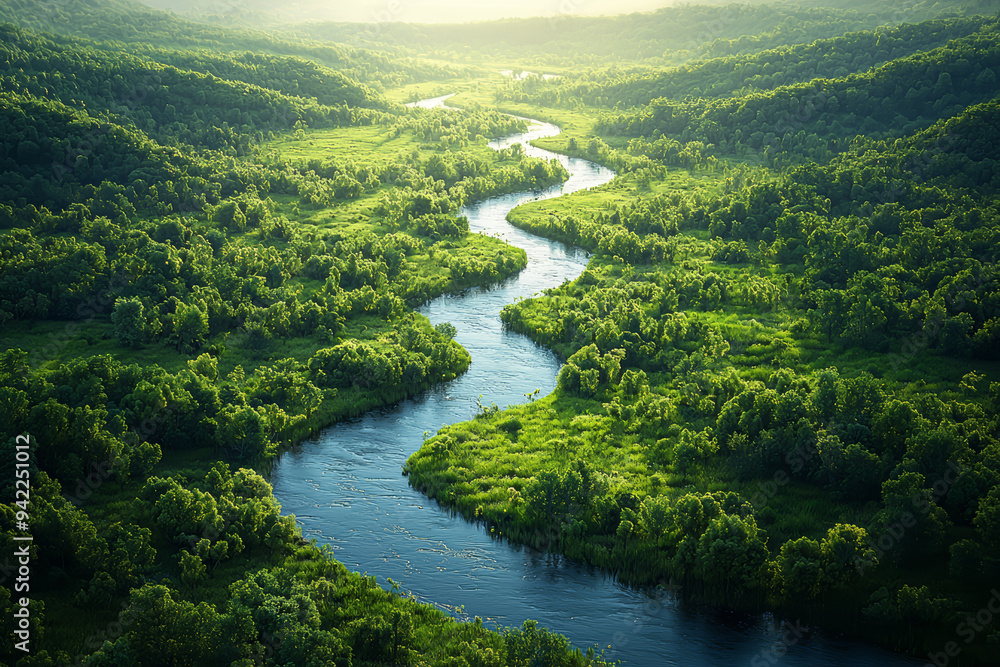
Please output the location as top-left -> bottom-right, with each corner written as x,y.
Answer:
397,4 -> 1000,665
3,0 -> 1000,664
0,2 -> 589,663
293,0 -> 973,65
499,17 -> 992,106
575,20 -> 1000,167
0,0 -> 468,89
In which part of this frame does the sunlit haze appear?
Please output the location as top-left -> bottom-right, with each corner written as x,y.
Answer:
139,0 -> 681,23
309,0 -> 674,23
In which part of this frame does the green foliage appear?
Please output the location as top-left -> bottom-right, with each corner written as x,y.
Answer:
0,14 -> 586,661
300,2 -> 953,66
403,14 -> 1000,657
4,0 -> 1000,662
506,18 -> 992,107
111,297 -> 151,348
673,428 -> 718,479
557,345 -> 625,398
597,23 -> 1000,167
434,321 -> 458,340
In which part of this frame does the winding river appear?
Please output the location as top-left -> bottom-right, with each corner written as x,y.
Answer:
270,95 -> 922,666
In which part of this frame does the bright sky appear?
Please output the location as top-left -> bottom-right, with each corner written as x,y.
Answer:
322,0 -> 674,23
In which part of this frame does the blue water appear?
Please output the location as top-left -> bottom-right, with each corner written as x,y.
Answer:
270,96 -> 923,666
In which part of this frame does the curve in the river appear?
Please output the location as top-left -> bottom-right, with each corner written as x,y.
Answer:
270,95 -> 922,666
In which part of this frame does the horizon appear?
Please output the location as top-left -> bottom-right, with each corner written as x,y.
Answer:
135,0 -> 698,24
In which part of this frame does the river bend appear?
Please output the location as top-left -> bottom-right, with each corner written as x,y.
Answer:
270,95 -> 921,666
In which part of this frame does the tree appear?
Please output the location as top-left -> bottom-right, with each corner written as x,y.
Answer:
275,626 -> 352,667
106,522 -> 157,589
973,486 -> 1000,551
179,549 -> 207,586
213,200 -> 247,232
172,302 -> 209,353
809,368 -> 841,420
503,620 -> 573,667
813,290 -> 847,342
820,523 -> 876,587
773,537 -> 823,599
526,470 -> 566,526
112,297 -> 149,348
556,344 -> 624,398
126,440 -> 161,483
872,399 -> 921,459
817,433 -> 882,499
84,639 -> 136,666
693,513 -> 769,598
976,68 -> 997,89
872,472 -> 950,564
216,405 -> 268,460
846,296 -> 888,349
32,472 -> 108,572
188,354 -> 219,382
149,480 -> 221,538
120,585 -> 224,666
433,322 -> 457,339
673,428 -> 718,480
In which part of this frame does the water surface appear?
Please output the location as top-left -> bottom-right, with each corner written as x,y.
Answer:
270,98 -> 921,666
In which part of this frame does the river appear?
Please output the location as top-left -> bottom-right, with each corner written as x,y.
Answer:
269,94 -> 922,666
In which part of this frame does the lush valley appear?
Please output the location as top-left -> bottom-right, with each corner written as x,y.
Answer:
0,4 -> 582,665
1,0 -> 999,664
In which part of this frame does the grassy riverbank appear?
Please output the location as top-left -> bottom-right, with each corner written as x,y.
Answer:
0,11 -> 609,664
403,50 -> 1000,664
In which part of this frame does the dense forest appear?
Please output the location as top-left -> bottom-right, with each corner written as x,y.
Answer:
2,0 -> 1000,664
0,2 -> 585,664
400,1 -> 1000,664
294,1 -> 970,66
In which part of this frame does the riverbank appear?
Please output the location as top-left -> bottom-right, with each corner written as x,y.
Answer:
271,97 -> 927,666
399,93 -> 996,665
